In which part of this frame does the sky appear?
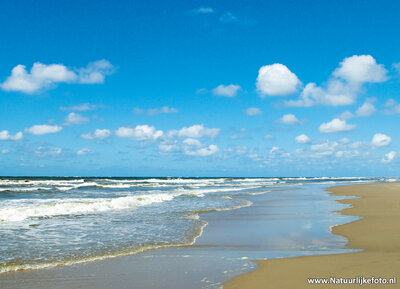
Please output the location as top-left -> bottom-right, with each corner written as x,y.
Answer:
1,0 -> 400,177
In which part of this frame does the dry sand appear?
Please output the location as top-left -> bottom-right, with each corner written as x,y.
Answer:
225,183 -> 400,288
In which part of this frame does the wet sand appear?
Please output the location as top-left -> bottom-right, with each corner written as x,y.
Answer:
225,183 -> 400,288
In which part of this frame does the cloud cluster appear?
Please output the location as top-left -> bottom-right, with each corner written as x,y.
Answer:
0,130 -> 23,141
81,129 -> 111,140
285,55 -> 388,107
172,124 -> 220,139
116,125 -> 163,141
1,60 -> 114,94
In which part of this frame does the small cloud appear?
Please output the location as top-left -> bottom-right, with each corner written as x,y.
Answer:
25,124 -> 62,135
356,101 -> 376,117
319,118 -> 356,133
219,12 -> 237,23
193,7 -> 214,14
60,103 -> 104,111
371,133 -> 391,148
244,107 -> 261,116
264,134 -> 274,140
77,148 -> 91,156
1,149 -> 9,154
212,84 -> 241,97
133,106 -> 178,116
64,112 -> 89,126
34,146 -> 62,157
116,125 -> 163,141
0,130 -> 23,141
382,151 -> 396,163
383,99 -> 400,114
295,134 -> 311,144
81,129 -> 111,140
278,114 -> 301,125
257,64 -> 301,97
172,124 -> 220,139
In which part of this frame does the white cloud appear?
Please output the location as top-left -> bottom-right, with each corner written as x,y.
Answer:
1,149 -> 9,154
212,84 -> 241,97
116,125 -> 163,141
193,7 -> 214,13
356,102 -> 376,117
81,129 -> 111,140
371,133 -> 391,148
1,60 -> 114,94
244,107 -> 261,116
184,143 -> 219,156
0,130 -> 23,141
264,134 -> 274,140
256,64 -> 301,97
60,103 -> 103,111
77,60 -> 115,84
295,134 -> 311,144
34,146 -> 62,157
383,99 -> 400,114
64,112 -> 89,126
285,80 -> 357,107
319,118 -> 356,133
174,124 -> 220,139
333,55 -> 388,85
278,113 -> 301,125
286,55 -> 387,107
382,151 -> 396,164
77,148 -> 91,156
133,106 -> 178,116
25,125 -> 62,135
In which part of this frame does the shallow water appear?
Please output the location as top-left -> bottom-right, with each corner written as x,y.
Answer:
0,177 -> 394,274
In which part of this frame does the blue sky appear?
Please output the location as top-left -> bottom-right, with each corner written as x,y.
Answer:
1,0 -> 400,176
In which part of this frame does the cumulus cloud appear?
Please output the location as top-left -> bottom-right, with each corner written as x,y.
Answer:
60,103 -> 104,111
133,106 -> 178,116
25,124 -> 62,135
1,60 -> 114,94
0,130 -> 23,141
383,99 -> 400,114
64,112 -> 89,126
173,124 -> 220,139
77,148 -> 91,156
244,107 -> 261,116
256,64 -> 301,97
81,129 -> 111,140
382,151 -> 396,164
295,134 -> 311,144
286,55 -> 387,107
371,133 -> 391,148
333,55 -> 388,85
319,118 -> 356,133
278,114 -> 301,125
116,125 -> 163,141
212,84 -> 241,97
182,139 -> 219,156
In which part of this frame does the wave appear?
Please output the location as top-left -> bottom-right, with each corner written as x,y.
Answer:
0,193 -> 178,222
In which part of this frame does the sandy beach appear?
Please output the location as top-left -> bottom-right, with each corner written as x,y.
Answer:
225,183 -> 400,288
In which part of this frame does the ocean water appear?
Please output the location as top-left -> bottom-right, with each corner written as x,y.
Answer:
0,177 -> 395,274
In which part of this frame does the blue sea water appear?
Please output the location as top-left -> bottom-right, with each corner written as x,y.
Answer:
0,177 -> 395,273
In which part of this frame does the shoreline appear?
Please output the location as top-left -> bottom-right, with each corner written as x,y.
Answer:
224,183 -> 400,288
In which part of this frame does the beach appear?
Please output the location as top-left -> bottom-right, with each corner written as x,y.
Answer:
225,183 -> 400,288
0,179 -> 397,288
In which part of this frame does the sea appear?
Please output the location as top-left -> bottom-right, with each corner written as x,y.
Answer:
0,176 -> 396,274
